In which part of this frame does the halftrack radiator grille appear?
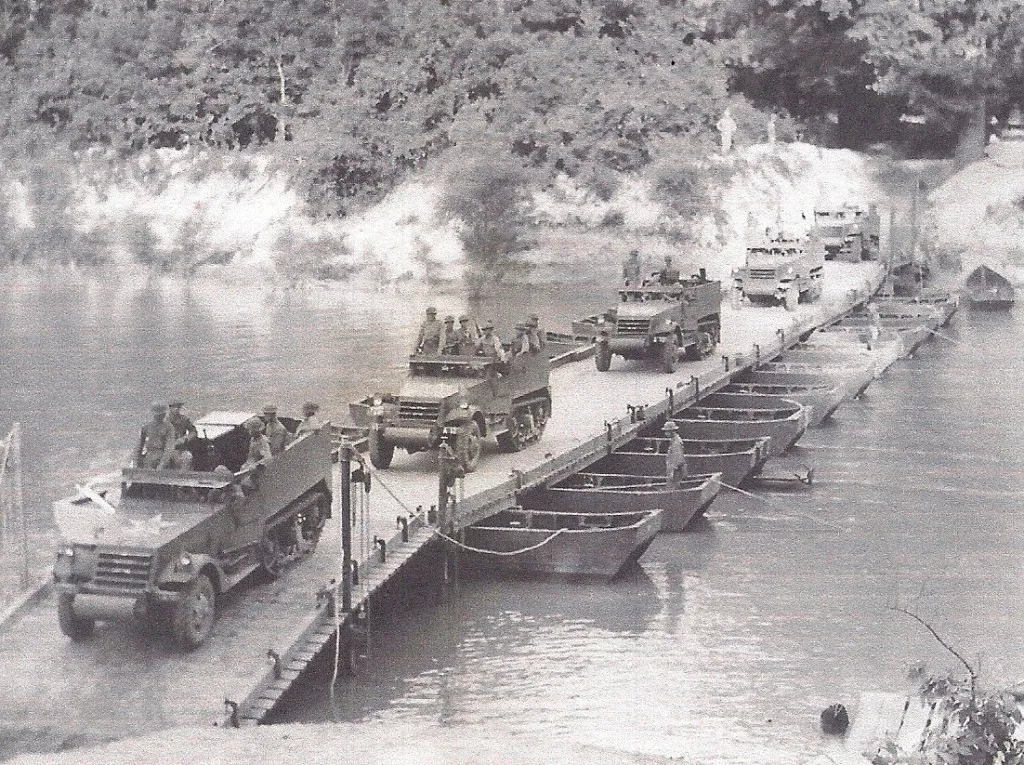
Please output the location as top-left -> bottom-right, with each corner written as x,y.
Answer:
748,268 -> 778,280
94,551 -> 153,592
398,400 -> 441,424
615,318 -> 650,335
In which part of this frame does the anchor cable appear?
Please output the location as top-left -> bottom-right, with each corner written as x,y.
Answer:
719,479 -> 844,532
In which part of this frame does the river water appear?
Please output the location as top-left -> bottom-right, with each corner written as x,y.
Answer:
2,273 -> 1022,763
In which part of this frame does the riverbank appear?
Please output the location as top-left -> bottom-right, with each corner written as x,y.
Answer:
2,143 -> 886,287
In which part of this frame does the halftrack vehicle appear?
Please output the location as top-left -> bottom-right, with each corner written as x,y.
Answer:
591,269 -> 723,374
733,234 -> 825,309
52,410 -> 332,649
351,349 -> 551,472
811,204 -> 880,262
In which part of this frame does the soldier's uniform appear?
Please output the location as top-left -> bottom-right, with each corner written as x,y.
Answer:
623,250 -> 642,285
526,313 -> 545,353
415,307 -> 443,355
440,315 -> 459,354
136,403 -> 175,469
456,315 -> 478,355
164,399 -> 197,470
659,257 -> 681,285
663,421 -> 688,489
475,322 -> 506,362
242,418 -> 272,469
510,324 -> 530,356
262,404 -> 291,456
295,402 -> 324,437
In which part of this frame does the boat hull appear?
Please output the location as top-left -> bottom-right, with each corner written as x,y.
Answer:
592,437 -> 770,488
965,265 -> 1014,307
462,508 -> 663,579
526,472 -> 721,532
673,393 -> 807,457
722,381 -> 844,427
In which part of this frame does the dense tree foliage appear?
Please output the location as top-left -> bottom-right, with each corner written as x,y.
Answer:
3,0 -> 1024,221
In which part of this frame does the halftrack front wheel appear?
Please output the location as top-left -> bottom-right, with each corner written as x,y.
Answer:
57,593 -> 95,641
661,337 -> 678,374
497,407 -> 535,453
595,343 -> 611,372
172,573 -> 216,650
457,421 -> 482,473
259,533 -> 285,580
368,429 -> 394,470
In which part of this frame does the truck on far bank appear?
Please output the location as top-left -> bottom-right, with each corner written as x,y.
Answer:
733,234 -> 826,310
811,204 -> 880,262
587,268 -> 723,374
52,411 -> 333,649
350,345 -> 551,473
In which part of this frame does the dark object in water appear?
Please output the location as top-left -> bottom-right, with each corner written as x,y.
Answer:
964,264 -> 1015,308
820,703 -> 850,735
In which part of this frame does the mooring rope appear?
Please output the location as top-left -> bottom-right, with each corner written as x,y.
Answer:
368,468 -> 418,515
719,479 -> 844,532
924,327 -> 965,346
433,526 -> 567,556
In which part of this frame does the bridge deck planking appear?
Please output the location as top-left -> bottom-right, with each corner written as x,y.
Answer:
0,263 -> 882,746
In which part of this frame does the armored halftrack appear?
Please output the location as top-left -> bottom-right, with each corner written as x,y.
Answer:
733,235 -> 825,309
52,410 -> 332,649
811,204 -> 880,262
591,269 -> 723,374
351,349 -> 551,472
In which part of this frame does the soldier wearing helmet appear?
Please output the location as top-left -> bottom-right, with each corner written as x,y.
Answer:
441,315 -> 460,354
510,323 -> 530,356
262,403 -> 292,456
526,313 -> 545,353
456,315 -> 478,355
622,249 -> 642,285
475,320 -> 506,362
135,402 -> 175,469
415,306 -> 443,355
162,398 -> 197,470
241,416 -> 272,469
663,420 -> 688,489
295,401 -> 324,437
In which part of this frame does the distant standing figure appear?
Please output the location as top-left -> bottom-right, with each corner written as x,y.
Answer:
510,324 -> 531,356
767,113 -> 777,146
262,404 -> 291,456
135,402 -> 175,469
415,306 -> 443,355
622,249 -> 643,285
295,401 -> 324,437
663,420 -> 688,489
526,313 -> 545,353
866,302 -> 882,349
717,107 -> 737,154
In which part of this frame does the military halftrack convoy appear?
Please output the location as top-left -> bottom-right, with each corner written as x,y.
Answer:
52,411 -> 332,648
580,267 -> 723,373
350,341 -> 551,473
733,233 -> 826,310
811,204 -> 880,262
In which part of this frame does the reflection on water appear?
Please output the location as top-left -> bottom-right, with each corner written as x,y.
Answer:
3,274 -> 1024,762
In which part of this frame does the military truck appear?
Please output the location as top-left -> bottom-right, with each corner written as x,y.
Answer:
351,349 -> 551,472
593,269 -> 723,374
52,411 -> 332,649
812,204 -> 880,261
733,234 -> 826,310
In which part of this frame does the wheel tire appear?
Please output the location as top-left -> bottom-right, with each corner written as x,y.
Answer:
302,495 -> 329,553
259,531 -> 284,580
533,399 -> 550,437
57,593 -> 95,641
661,337 -> 678,373
457,421 -> 482,473
498,408 -> 535,453
595,343 -> 611,372
368,429 -> 394,469
172,573 -> 216,650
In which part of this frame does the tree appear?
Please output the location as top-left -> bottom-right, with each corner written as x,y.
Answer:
851,0 -> 1024,158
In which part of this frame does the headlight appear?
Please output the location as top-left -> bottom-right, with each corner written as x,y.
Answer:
372,395 -> 383,406
58,546 -> 75,558
176,554 -> 193,570
597,316 -> 605,326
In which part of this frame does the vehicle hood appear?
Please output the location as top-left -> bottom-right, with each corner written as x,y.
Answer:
614,303 -> 669,319
399,377 -> 470,401
54,496 -> 216,549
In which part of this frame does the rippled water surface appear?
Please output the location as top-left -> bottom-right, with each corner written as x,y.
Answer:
2,274 -> 1022,763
